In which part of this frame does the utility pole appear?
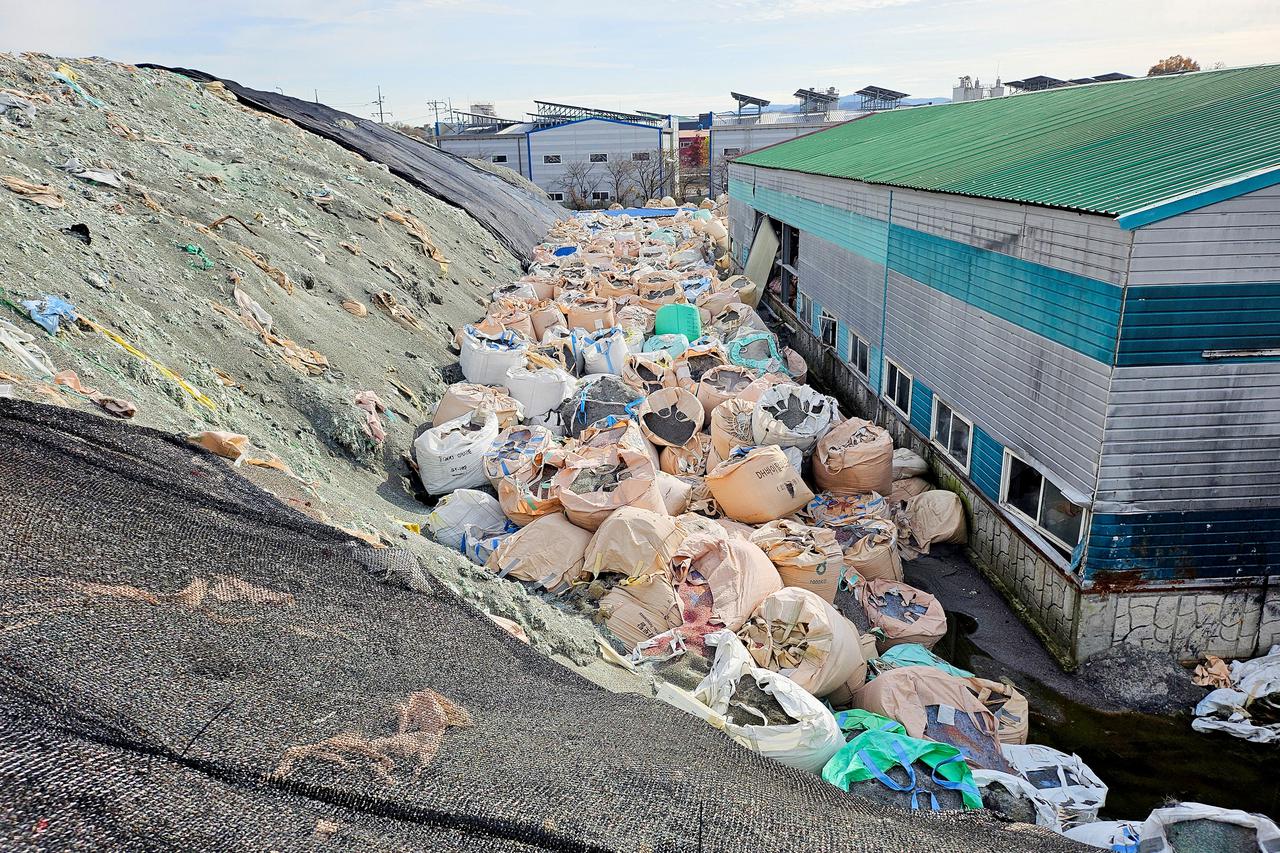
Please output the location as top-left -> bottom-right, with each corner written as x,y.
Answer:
425,98 -> 450,140
374,86 -> 389,123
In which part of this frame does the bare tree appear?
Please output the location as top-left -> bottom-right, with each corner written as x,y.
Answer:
556,162 -> 600,209
631,150 -> 678,201
604,160 -> 638,206
1148,55 -> 1200,76
711,158 -> 731,198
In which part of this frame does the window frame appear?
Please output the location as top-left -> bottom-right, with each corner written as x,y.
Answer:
845,327 -> 871,379
590,190 -> 610,202
999,450 -> 1088,552
882,358 -> 912,417
723,147 -> 741,156
818,309 -> 837,348
930,397 -> 973,474
542,154 -> 562,164
547,191 -> 566,202
491,154 -> 508,163
632,151 -> 651,161
589,152 -> 608,163
795,291 -> 812,326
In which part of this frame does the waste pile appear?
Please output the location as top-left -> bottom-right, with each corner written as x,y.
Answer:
411,202 -> 1277,847
1191,645 -> 1280,744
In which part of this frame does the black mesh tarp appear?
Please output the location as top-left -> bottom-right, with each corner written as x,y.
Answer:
137,65 -> 561,266
0,400 -> 1081,851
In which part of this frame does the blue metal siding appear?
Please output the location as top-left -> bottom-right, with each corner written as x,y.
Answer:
970,427 -> 1005,500
811,299 -> 824,337
1117,283 -> 1280,366
909,378 -> 933,435
1086,509 -> 1280,581
729,179 -> 889,264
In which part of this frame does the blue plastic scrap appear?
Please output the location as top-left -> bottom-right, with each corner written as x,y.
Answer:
51,72 -> 105,109
21,295 -> 77,335
552,246 -> 577,256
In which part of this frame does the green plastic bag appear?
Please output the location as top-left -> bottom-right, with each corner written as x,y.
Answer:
822,728 -> 983,811
870,644 -> 974,681
833,709 -> 905,739
654,303 -> 702,341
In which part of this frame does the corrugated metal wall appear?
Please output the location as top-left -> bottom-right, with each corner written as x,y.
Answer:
528,119 -> 663,200
435,135 -> 525,176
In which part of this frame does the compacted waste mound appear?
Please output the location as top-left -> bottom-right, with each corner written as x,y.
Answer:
0,400 -> 1079,852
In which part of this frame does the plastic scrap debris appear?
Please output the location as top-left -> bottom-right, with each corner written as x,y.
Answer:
1191,644 -> 1280,743
211,292 -> 329,376
52,370 -> 137,419
2,175 -> 66,209
20,295 -> 77,335
0,319 -> 55,377
79,316 -> 216,410
51,65 -> 105,108
383,210 -> 450,273
179,243 -> 215,270
59,156 -> 124,188
354,391 -> 387,443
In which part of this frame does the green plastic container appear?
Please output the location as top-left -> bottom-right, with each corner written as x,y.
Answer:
654,303 -> 702,341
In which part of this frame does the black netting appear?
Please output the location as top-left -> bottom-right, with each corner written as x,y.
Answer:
0,400 -> 1081,851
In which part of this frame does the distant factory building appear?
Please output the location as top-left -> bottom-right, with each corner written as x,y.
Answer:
729,65 -> 1280,665
435,101 -> 677,207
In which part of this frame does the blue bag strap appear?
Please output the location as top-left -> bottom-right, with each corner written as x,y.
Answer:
889,740 -> 939,811
857,742 -> 937,811
928,752 -> 980,805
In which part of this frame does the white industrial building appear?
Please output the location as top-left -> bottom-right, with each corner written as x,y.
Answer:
435,102 -> 677,207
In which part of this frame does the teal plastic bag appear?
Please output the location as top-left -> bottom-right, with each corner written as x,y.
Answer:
642,333 -> 689,358
833,709 -> 905,739
727,331 -> 785,375
822,728 -> 983,811
870,644 -> 974,681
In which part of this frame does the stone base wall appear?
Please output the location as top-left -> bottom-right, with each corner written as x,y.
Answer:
766,293 -> 1274,665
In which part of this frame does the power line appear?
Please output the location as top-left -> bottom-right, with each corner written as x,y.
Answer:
373,86 -> 391,123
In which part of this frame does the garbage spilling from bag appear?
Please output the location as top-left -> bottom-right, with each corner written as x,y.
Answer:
1191,644 -> 1280,744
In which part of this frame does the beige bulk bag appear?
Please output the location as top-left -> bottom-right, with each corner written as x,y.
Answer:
656,471 -> 693,515
893,447 -> 929,480
598,571 -> 683,650
710,398 -> 757,458
782,347 -> 807,384
852,667 -> 1005,763
696,365 -> 755,413
636,275 -> 685,312
813,417 -> 894,496
684,476 -> 719,517
672,341 -> 728,391
637,386 -> 705,448
482,425 -> 557,488
496,464 -> 562,527
673,534 -> 783,633
751,383 -> 839,454
750,519 -> 843,603
523,277 -> 557,302
583,505 -> 684,580
859,579 -> 948,653
696,285 -> 739,320
737,587 -> 867,698
432,383 -> 524,429
571,417 -> 659,470
705,445 -> 814,524
888,476 -> 932,505
740,372 -> 790,403
485,512 -> 592,593
552,447 -> 667,531
530,301 -> 566,340
487,307 -> 536,341
841,517 -> 903,583
905,490 -> 968,554
660,433 -> 713,477
562,295 -> 616,332
621,351 -> 677,396
966,677 -> 1030,745
596,274 -> 636,301
616,304 -> 656,337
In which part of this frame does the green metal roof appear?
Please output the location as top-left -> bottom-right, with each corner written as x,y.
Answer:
735,65 -> 1280,221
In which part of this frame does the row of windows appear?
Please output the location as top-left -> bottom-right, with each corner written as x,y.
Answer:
546,191 -> 612,202
810,305 -> 1087,553
534,152 -> 653,165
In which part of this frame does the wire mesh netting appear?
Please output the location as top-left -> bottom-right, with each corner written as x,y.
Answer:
0,400 -> 1081,851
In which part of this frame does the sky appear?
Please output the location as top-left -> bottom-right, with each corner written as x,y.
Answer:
2,0 -> 1277,125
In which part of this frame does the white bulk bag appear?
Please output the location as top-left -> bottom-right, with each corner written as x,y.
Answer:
662,629 -> 843,774
971,769 -> 1060,830
581,327 -> 631,376
425,489 -> 507,552
460,519 -> 517,566
751,383 -> 839,454
1063,820 -> 1144,850
1138,802 -> 1280,853
1001,743 -> 1108,828
460,326 -> 529,386
505,364 -> 575,435
893,447 -> 929,480
414,410 -> 501,495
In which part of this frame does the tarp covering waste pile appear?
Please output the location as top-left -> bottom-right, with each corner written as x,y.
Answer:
0,399 -> 1077,852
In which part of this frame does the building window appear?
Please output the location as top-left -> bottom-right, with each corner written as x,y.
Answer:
543,154 -> 561,164
847,329 -> 870,378
679,139 -> 692,149
931,399 -> 972,473
632,152 -> 651,161
491,155 -> 508,163
723,147 -> 741,156
795,291 -> 812,325
884,359 -> 912,416
547,191 -> 565,202
1001,451 -> 1087,551
590,153 -> 608,163
591,191 -> 610,202
819,310 -> 837,348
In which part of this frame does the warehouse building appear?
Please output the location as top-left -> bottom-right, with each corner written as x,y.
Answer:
436,102 -> 677,207
729,65 -> 1280,665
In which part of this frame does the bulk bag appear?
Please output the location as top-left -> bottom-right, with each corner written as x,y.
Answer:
636,276 -> 685,312
740,372 -> 791,403
491,282 -> 538,304
859,579 -> 947,652
621,351 -> 676,396
750,519 -> 843,603
751,383 -> 839,454
966,677 -> 1029,746
482,425 -> 556,488
669,629 -> 843,773
1000,743 -> 1108,828
656,471 -> 692,515
580,327 -> 631,376
706,302 -> 767,342
728,331 -> 786,375
904,491 -> 967,555
425,489 -> 507,552
893,447 -> 929,480
654,302 -> 702,340
706,445 -> 814,524
414,410 -> 501,495
660,433 -> 713,477
641,333 -> 689,359
559,375 -> 643,438
782,347 -> 807,383
569,416 -> 660,471
888,476 -> 932,505
583,505 -> 684,580
485,306 -> 536,341
672,534 -> 783,633
637,386 -> 705,448
598,570 -> 682,650
822,727 -> 982,811
504,363 -> 575,435
803,491 -> 891,526
672,340 -> 727,390
840,517 -> 903,583
459,326 -> 528,386
709,398 -> 757,458
431,382 -> 524,430
460,518 -> 518,566
813,417 -> 894,496
529,301 -> 566,340
616,304 -> 655,338
851,666 -> 1011,772
737,587 -> 868,698
485,512 -> 592,594
562,295 -> 615,332
496,463 -> 562,527
695,365 -> 755,414
972,770 -> 1060,829
1138,803 -> 1280,853
552,447 -> 667,531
